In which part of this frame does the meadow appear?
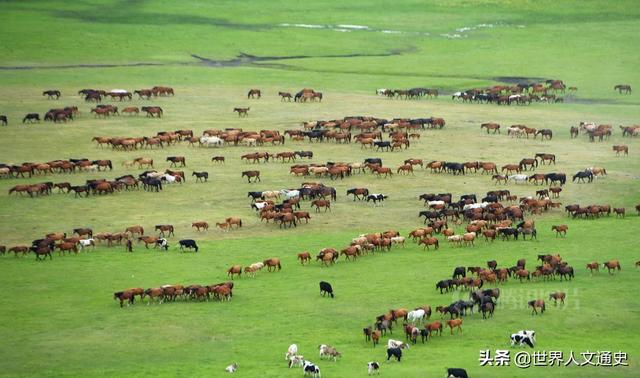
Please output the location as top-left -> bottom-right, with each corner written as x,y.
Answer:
0,1 -> 639,377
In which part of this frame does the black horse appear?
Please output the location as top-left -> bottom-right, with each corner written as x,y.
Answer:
0,115 -> 7,126
192,171 -> 208,182
294,151 -> 313,159
544,173 -> 566,185
364,157 -> 382,165
444,162 -> 465,175
179,239 -> 199,252
572,170 -> 593,183
43,90 -> 61,99
142,177 -> 163,192
305,130 -> 324,142
452,266 -> 466,279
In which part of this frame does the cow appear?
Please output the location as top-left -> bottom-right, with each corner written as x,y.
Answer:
155,238 -> 168,251
386,347 -> 402,362
319,281 -> 334,298
446,368 -> 469,378
511,330 -> 535,348
366,193 -> 388,205
178,239 -> 198,252
367,362 -> 380,375
302,361 -> 321,378
224,363 -> 237,373
285,344 -> 298,360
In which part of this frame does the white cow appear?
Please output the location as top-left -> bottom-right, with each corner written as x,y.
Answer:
285,344 -> 298,360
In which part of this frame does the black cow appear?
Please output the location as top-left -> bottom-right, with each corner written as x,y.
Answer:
319,281 -> 334,298
452,266 -> 466,279
374,141 -> 391,151
179,239 -> 198,252
366,194 -> 388,204
364,158 -> 382,165
446,368 -> 469,378
22,113 -> 40,123
386,347 -> 402,362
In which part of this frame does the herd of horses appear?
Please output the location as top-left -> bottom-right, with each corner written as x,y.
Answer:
114,281 -> 233,307
376,88 -> 439,99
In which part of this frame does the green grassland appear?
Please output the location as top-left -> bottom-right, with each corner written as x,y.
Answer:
0,1 -> 639,377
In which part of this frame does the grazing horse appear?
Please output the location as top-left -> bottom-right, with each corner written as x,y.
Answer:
247,89 -> 261,99
613,145 -> 628,156
227,265 -> 242,279
114,291 -> 135,308
572,170 -> 593,183
155,224 -> 174,237
603,260 -> 621,274
297,251 -> 311,265
551,225 -> 568,237
234,107 -> 250,117
614,84 -> 632,94
613,208 -> 625,217
242,170 -> 261,183
481,123 -> 500,134
192,221 -> 209,231
549,292 -> 566,305
586,261 -> 599,273
528,299 -> 545,315
263,257 -> 281,272
23,113 -> 40,123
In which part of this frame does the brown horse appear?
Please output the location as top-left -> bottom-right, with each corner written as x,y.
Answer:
419,237 -> 439,250
446,319 -> 463,335
225,217 -> 243,229
279,91 -> 292,101
311,199 -> 331,212
297,251 -> 311,265
242,170 -> 261,183
263,257 -> 281,272
247,89 -> 261,99
425,321 -> 443,337
211,156 -> 225,164
613,208 -> 625,217
166,156 -> 186,167
192,222 -> 209,231
234,107 -> 250,117
586,261 -> 599,273
614,84 -> 632,94
141,106 -> 163,118
481,123 -> 500,134
613,145 -> 628,156
126,225 -> 144,236
603,260 -> 621,274
551,225 -> 568,237
155,224 -> 174,237
9,245 -> 29,257
227,265 -> 242,279
549,292 -> 566,305
528,299 -> 545,315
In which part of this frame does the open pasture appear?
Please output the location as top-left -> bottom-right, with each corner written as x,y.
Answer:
0,1 -> 639,377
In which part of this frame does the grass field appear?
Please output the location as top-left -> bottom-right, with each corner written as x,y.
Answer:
0,1 -> 639,377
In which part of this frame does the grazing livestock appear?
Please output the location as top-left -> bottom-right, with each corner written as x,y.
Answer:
549,292 -> 566,305
603,260 -> 621,274
241,170 -> 261,183
179,239 -> 198,252
366,193 -> 388,205
511,330 -> 536,348
227,265 -> 242,279
446,368 -> 469,378
302,361 -> 321,378
319,281 -> 334,298
552,225 -> 568,237
446,319 -> 463,335
386,347 -> 402,362
528,299 -> 546,315
319,345 -> 341,361
224,363 -> 238,373
285,344 -> 298,360
192,222 -> 209,231
613,145 -> 629,156
367,362 -> 380,375
298,251 -> 311,265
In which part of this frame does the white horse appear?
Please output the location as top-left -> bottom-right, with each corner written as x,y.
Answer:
110,89 -> 129,94
463,202 -> 488,210
280,189 -> 300,199
451,91 -> 466,100
427,200 -> 445,208
509,174 -> 529,184
79,238 -> 95,250
199,136 -> 223,147
507,127 -> 524,138
376,89 -> 387,96
161,174 -> 178,183
407,309 -> 425,325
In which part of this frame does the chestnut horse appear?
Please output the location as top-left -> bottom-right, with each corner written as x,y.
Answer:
192,222 -> 209,231
528,299 -> 545,315
227,265 -> 242,279
247,89 -> 261,99
297,251 -> 311,265
263,257 -> 281,272
242,170 -> 261,183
